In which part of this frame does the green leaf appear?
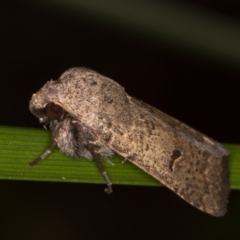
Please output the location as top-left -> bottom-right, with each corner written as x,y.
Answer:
0,126 -> 239,189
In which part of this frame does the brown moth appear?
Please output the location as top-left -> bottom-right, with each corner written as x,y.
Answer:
29,67 -> 229,217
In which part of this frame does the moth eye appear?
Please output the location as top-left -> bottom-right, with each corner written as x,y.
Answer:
44,102 -> 63,120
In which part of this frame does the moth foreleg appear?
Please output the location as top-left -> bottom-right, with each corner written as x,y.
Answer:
28,141 -> 57,167
90,150 -> 113,194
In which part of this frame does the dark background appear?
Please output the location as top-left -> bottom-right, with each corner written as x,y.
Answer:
1,1 -> 240,239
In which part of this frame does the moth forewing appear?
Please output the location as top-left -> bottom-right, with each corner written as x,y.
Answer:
96,95 -> 229,217
29,67 -> 229,217
124,97 -> 229,216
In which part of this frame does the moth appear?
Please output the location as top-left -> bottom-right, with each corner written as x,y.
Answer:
29,67 -> 229,217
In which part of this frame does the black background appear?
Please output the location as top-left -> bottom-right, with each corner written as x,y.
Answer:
1,1 -> 240,239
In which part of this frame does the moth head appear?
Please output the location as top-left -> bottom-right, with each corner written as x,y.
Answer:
29,80 -> 65,124
30,102 -> 64,124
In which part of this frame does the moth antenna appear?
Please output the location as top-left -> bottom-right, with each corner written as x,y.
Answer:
28,141 -> 57,167
91,151 -> 113,194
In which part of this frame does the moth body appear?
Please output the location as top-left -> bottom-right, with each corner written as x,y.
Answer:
29,67 -> 229,216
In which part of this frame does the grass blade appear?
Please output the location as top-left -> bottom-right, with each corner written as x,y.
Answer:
0,126 -> 239,189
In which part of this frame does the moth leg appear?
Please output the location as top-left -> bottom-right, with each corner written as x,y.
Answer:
28,141 -> 57,167
104,159 -> 114,166
91,151 -> 113,194
121,158 -> 127,164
